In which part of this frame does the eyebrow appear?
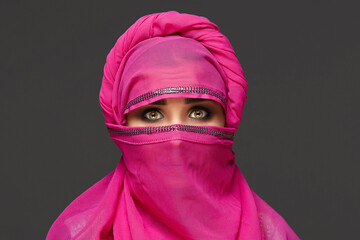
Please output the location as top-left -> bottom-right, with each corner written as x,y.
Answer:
150,99 -> 167,105
185,98 -> 207,104
149,98 -> 208,105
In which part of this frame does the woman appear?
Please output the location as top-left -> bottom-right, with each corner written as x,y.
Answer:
47,11 -> 300,239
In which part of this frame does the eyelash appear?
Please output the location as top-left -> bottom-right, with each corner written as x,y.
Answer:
140,107 -> 211,122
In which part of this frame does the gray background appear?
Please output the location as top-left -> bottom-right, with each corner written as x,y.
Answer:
1,0 -> 359,239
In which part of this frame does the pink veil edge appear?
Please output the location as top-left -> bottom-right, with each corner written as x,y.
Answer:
252,191 -> 301,240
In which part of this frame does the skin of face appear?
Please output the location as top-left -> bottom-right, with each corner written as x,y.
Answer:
125,98 -> 226,127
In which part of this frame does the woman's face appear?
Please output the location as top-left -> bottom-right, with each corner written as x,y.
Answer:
126,98 -> 225,127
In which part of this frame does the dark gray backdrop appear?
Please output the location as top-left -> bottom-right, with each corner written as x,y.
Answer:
1,0 -> 359,239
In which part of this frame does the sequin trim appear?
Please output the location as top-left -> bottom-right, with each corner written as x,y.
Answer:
123,86 -> 226,112
108,125 -> 234,139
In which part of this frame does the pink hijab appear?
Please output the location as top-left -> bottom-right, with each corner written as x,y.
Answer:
47,11 -> 300,240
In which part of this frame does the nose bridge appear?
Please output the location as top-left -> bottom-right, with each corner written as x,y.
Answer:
166,98 -> 185,125
168,109 -> 183,125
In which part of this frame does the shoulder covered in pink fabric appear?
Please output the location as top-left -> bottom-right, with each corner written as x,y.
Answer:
252,192 -> 300,240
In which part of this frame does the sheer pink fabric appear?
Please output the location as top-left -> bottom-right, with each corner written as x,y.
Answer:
47,11 -> 300,240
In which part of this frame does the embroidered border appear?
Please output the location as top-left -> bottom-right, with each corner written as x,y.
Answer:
108,125 -> 234,139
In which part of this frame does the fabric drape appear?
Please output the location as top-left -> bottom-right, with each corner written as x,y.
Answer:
47,11 -> 300,240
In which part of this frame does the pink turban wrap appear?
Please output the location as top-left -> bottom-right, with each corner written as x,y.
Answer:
46,11 -> 300,240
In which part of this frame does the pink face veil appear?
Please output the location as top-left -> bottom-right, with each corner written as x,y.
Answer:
46,11 -> 300,240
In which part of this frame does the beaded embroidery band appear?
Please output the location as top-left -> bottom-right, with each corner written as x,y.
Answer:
108,125 -> 234,139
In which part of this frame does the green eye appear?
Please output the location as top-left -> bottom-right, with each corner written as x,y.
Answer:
144,110 -> 163,121
189,109 -> 208,119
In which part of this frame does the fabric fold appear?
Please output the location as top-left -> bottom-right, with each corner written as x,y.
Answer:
47,11 -> 299,240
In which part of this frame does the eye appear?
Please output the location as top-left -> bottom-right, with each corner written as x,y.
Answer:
144,110 -> 164,121
189,109 -> 208,119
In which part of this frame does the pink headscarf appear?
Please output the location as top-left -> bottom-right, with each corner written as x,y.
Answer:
47,11 -> 300,240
